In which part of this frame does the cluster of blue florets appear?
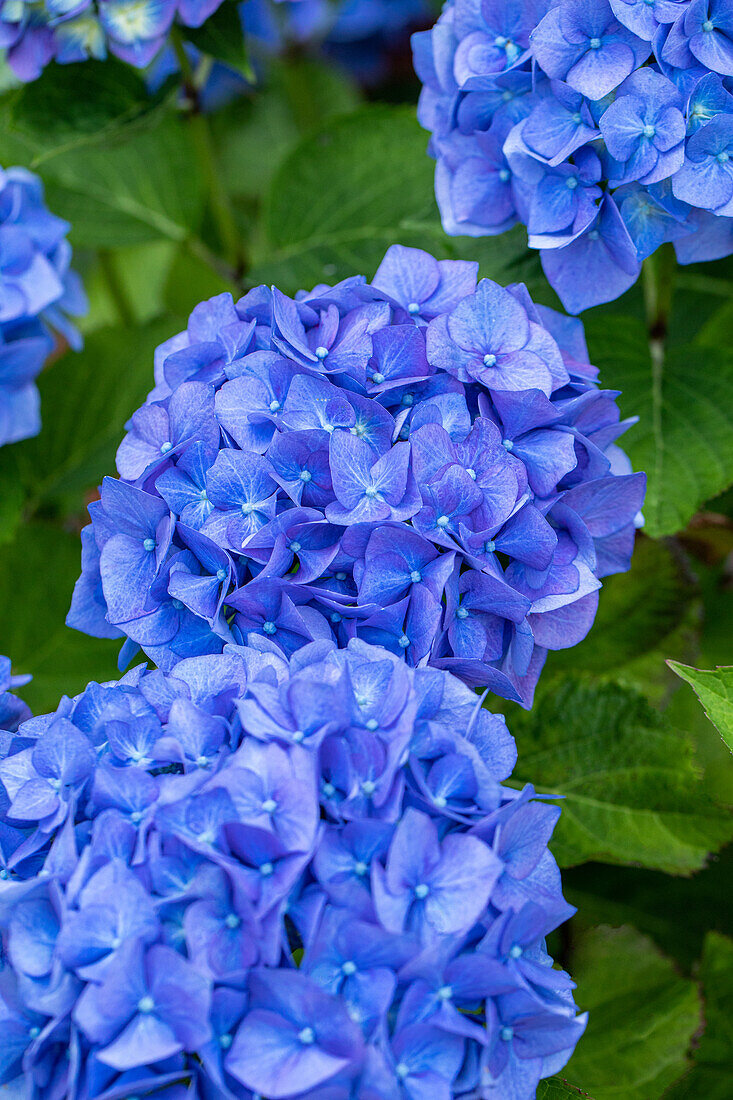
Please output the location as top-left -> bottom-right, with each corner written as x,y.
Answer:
414,0 -> 733,312
0,0 -> 226,82
244,0 -> 432,81
0,166 -> 85,448
68,244 -> 644,707
0,638 -> 586,1099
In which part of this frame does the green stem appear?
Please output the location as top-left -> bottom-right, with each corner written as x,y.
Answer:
642,242 -> 676,350
98,249 -> 136,327
170,28 -> 245,276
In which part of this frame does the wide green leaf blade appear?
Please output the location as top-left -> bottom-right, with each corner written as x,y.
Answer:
253,104 -> 446,291
668,662 -> 733,751
664,933 -> 733,1099
0,522 -> 120,713
509,679 -> 732,873
563,926 -> 700,1100
585,315 -> 733,538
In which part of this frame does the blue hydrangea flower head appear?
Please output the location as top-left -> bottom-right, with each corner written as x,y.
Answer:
69,245 -> 645,708
415,0 -> 733,311
0,165 -> 86,447
244,0 -> 433,79
0,0 -> 226,81
0,655 -> 31,732
0,638 -> 586,1098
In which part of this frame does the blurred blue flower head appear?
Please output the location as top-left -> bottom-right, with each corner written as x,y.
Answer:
0,0 -> 225,81
414,0 -> 733,312
0,637 -> 586,1099
69,245 -> 645,707
0,166 -> 86,447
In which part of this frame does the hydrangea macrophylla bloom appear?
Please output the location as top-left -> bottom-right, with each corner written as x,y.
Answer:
69,245 -> 644,707
0,639 -> 586,1098
0,166 -> 86,447
0,0 -> 226,81
243,0 -> 432,83
414,0 -> 733,311
0,656 -> 31,733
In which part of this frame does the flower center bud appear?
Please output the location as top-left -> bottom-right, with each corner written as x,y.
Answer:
509,944 -> 523,958
299,469 -> 312,482
354,860 -> 368,876
372,372 -> 385,384
483,353 -> 497,366
298,1027 -> 316,1045
216,568 -> 227,582
407,301 -> 420,314
269,399 -> 281,412
642,124 -> 655,138
457,607 -> 469,619
589,36 -> 601,48
702,19 -> 714,31
717,151 -> 730,163
143,538 -> 155,552
398,634 -> 410,648
410,570 -> 422,583
566,176 -> 578,189
315,346 -> 329,360
262,621 -> 277,634
436,515 -> 450,527
260,862 -> 274,876
499,168 -> 510,182
500,1026 -> 514,1042
342,960 -> 357,975
414,883 -> 430,899
224,913 -> 240,929
138,996 -> 155,1015
262,798 -> 277,814
160,441 -> 172,454
366,717 -> 379,730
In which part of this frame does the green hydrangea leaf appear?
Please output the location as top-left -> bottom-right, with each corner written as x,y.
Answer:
509,680 -> 733,873
668,662 -> 733,752
563,926 -> 700,1100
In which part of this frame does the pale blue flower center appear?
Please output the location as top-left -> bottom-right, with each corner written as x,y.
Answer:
437,514 -> 450,527
396,1062 -> 410,1079
466,467 -> 477,479
589,37 -> 601,48
642,124 -> 655,138
262,621 -> 277,635
241,502 -> 255,514
335,571 -> 347,581
702,19 -> 714,31
289,541 -> 301,552
138,996 -> 155,1014
509,944 -> 523,958
143,538 -> 155,551
398,634 -> 410,648
402,393 -> 414,405
354,860 -> 368,876
216,568 -> 227,582
717,151 -> 730,163
315,346 -> 329,359
219,1033 -> 233,1050
499,168 -> 510,182
588,229 -> 600,240
366,717 -> 379,730
372,372 -> 385,383
262,798 -> 277,813
438,985 -> 453,1000
457,607 -> 469,619
500,1026 -> 514,1041
414,883 -> 430,899
342,960 -> 357,975
269,399 -> 281,412
502,438 -> 513,451
566,176 -> 578,189
407,301 -> 420,314
298,1027 -> 315,1045
323,781 -> 336,797
484,540 -> 496,553
330,612 -> 342,623
160,441 -> 172,454
410,570 -> 422,583
364,486 -> 378,498
260,862 -> 274,876
225,913 -> 240,929
172,599 -> 183,610
483,353 -> 497,366
299,469 -> 312,482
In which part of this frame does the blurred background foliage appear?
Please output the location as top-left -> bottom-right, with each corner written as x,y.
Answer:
0,5 -> 731,1095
